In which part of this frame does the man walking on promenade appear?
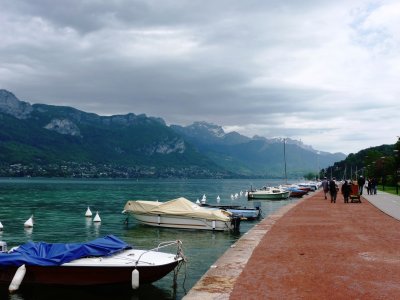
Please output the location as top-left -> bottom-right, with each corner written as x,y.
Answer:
329,177 -> 338,203
358,175 -> 366,195
322,177 -> 329,199
341,180 -> 351,203
371,177 -> 377,194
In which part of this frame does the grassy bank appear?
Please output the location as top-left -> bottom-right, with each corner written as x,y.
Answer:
378,186 -> 400,196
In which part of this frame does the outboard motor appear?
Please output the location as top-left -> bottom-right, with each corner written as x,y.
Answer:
253,201 -> 261,210
0,241 -> 7,252
231,214 -> 241,233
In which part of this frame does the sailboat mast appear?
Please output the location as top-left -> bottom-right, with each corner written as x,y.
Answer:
284,138 -> 287,184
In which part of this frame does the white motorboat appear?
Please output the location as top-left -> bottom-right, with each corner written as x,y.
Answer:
247,186 -> 290,200
123,197 -> 241,232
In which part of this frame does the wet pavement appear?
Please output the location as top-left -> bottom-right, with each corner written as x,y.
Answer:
184,189 -> 400,299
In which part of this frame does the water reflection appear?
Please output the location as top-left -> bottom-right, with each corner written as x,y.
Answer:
85,217 -> 92,228
1,283 -> 173,300
23,228 -> 32,238
93,222 -> 101,236
8,292 -> 25,300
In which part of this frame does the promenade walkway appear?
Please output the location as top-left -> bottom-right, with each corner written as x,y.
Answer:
184,189 -> 400,299
363,190 -> 400,220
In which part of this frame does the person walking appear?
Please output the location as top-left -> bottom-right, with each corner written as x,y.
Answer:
321,177 -> 329,199
329,177 -> 338,203
372,177 -> 377,194
358,175 -> 366,195
367,178 -> 372,195
341,180 -> 351,203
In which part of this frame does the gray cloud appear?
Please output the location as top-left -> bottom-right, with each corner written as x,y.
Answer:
1,0 -> 399,154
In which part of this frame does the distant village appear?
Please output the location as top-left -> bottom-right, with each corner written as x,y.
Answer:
0,162 -> 230,179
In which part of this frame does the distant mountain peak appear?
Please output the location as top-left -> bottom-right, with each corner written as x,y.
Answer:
189,121 -> 226,138
0,89 -> 33,119
171,121 -> 251,146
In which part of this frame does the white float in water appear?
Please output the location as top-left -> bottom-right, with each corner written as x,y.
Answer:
216,195 -> 220,203
0,221 -> 3,230
24,215 -> 34,228
85,207 -> 93,217
93,211 -> 101,222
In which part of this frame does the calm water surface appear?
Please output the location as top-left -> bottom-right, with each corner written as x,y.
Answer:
0,178 -> 299,300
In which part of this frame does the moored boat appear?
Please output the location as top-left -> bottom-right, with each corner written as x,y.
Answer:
0,235 -> 185,290
247,186 -> 290,200
280,185 -> 308,198
297,181 -> 320,191
123,197 -> 241,232
283,187 -> 307,198
200,203 -> 261,220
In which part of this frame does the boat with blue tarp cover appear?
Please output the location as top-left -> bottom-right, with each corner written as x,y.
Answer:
200,203 -> 261,220
0,235 -> 185,290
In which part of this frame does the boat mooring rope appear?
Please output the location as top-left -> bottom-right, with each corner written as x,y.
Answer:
172,240 -> 188,295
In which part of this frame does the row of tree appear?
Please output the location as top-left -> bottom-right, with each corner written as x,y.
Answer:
320,137 -> 400,188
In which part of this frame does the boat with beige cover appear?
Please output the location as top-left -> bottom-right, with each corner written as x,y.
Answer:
123,197 -> 241,231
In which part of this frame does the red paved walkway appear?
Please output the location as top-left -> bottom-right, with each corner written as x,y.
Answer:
184,190 -> 400,299
230,190 -> 400,299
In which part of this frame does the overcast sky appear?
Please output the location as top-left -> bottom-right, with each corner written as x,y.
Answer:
1,0 -> 399,155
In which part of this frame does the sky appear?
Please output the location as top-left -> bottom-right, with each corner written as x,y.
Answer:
1,0 -> 399,155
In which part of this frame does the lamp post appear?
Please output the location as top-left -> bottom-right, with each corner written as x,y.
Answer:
394,150 -> 399,195
382,158 -> 385,191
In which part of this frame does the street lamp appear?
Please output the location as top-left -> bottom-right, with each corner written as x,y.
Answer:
381,156 -> 386,191
394,150 -> 399,194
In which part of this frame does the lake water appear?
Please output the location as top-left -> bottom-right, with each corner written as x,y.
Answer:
0,178 -> 299,300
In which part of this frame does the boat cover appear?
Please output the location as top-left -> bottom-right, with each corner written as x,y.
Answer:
124,197 -> 231,222
0,235 -> 131,267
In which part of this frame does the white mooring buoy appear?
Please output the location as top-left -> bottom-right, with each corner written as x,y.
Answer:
93,211 -> 101,222
0,221 -> 3,231
85,207 -> 93,217
24,215 -> 34,228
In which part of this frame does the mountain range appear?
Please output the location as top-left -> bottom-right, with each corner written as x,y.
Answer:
0,89 -> 346,178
